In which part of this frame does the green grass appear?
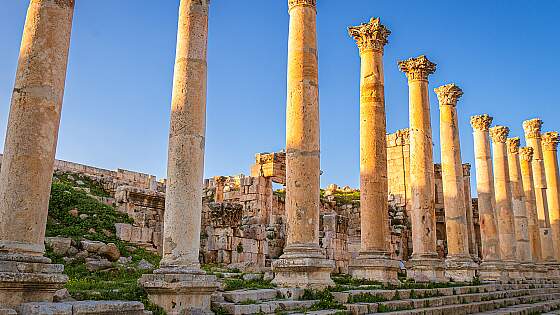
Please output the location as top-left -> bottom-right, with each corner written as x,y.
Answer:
300,289 -> 346,311
223,278 -> 275,291
44,180 -> 164,314
239,299 -> 258,305
348,293 -> 387,303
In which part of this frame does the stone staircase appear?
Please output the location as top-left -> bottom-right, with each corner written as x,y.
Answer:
212,283 -> 560,315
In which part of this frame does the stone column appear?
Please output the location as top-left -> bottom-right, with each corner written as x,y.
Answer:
272,0 -> 334,288
346,17 -> 399,283
435,84 -> 477,281
506,138 -> 534,277
139,1 -> 217,313
470,115 -> 503,281
462,164 -> 480,261
542,131 -> 560,262
398,55 -> 445,282
523,119 -> 556,263
0,0 -> 73,307
519,147 -> 544,264
489,126 -> 520,279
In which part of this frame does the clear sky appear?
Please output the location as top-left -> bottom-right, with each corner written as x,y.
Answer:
0,1 -> 559,189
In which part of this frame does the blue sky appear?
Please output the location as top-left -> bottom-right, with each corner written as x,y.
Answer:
0,1 -> 559,189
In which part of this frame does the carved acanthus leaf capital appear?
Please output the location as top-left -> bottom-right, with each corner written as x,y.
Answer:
348,17 -> 391,54
398,55 -> 436,81
489,126 -> 510,144
434,83 -> 463,107
542,132 -> 559,151
523,118 -> 543,139
288,0 -> 316,11
519,147 -> 534,162
470,114 -> 493,132
507,137 -> 520,154
462,163 -> 472,177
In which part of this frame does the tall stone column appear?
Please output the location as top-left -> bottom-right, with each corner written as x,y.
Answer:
506,138 -> 534,277
398,55 -> 445,282
272,0 -> 334,288
489,126 -> 520,279
470,115 -> 503,281
519,147 -> 544,265
462,164 -> 480,261
346,17 -> 399,283
542,131 -> 560,262
435,84 -> 476,281
0,0 -> 73,307
139,1 -> 217,313
523,119 -> 556,263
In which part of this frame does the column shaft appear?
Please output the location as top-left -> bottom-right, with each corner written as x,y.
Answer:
0,0 -> 74,257
161,0 -> 209,269
506,138 -> 532,264
463,165 -> 480,260
542,132 -> 560,261
489,127 -> 518,265
520,147 -> 543,263
471,115 -> 502,271
524,119 -> 556,262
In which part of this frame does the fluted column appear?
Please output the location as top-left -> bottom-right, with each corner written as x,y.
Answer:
399,55 -> 445,282
542,132 -> 560,262
523,119 -> 556,263
490,126 -> 520,279
139,1 -> 218,313
272,0 -> 334,288
0,0 -> 73,307
435,84 -> 476,281
462,164 -> 480,261
471,115 -> 504,281
506,138 -> 533,274
347,18 -> 399,283
519,147 -> 544,264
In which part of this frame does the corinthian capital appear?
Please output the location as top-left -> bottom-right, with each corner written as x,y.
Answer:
519,147 -> 534,162
489,126 -> 510,143
507,137 -> 520,154
434,83 -> 463,107
470,114 -> 493,132
348,17 -> 391,54
523,118 -> 543,139
288,0 -> 316,11
395,128 -> 410,145
398,55 -> 436,81
542,131 -> 559,151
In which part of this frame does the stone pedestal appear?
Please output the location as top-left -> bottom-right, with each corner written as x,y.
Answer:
471,115 -> 505,282
139,1 -> 218,312
139,272 -> 217,315
273,0 -> 334,288
398,55 -> 445,282
523,119 -> 557,263
0,0 -> 74,307
346,18 -> 399,284
436,84 -> 477,282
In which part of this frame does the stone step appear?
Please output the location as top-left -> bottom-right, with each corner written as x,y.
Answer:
377,292 -> 560,315
213,299 -> 318,315
474,298 -> 560,314
222,289 -> 279,303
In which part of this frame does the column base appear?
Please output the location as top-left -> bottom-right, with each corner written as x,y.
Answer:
348,253 -> 400,284
478,260 -> 506,282
0,254 -> 68,308
272,244 -> 334,289
444,255 -> 478,282
407,255 -> 446,283
502,260 -> 522,281
139,268 -> 219,315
